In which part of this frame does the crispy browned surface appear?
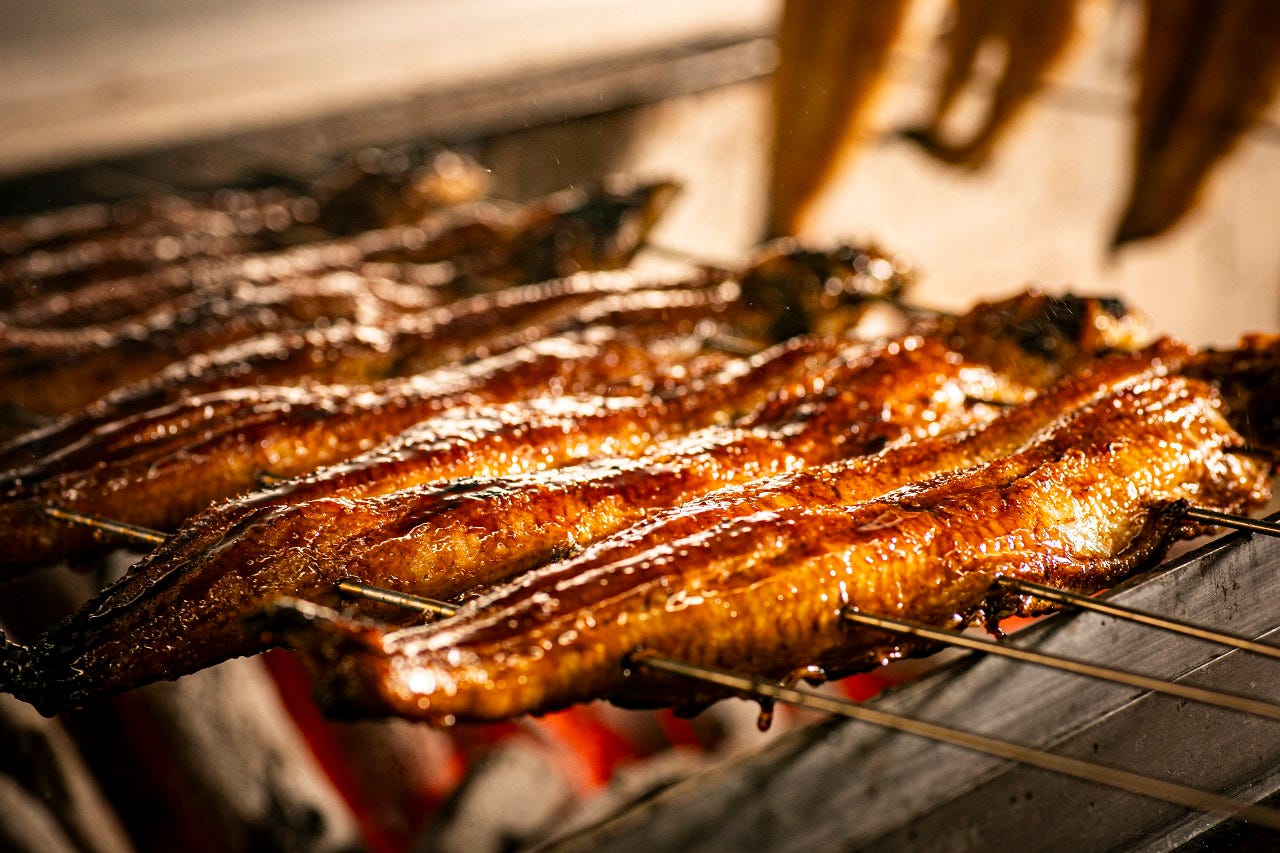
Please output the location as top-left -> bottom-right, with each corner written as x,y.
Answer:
0,268 -> 703,418
0,181 -> 679,413
932,290 -> 1150,389
0,237 -> 906,434
1185,333 -> 1280,452
0,290 -> 1139,573
0,274 -> 733,473
6,296 -> 1156,711
516,340 -> 1192,584
0,150 -> 502,303
272,374 -> 1268,724
0,245 -> 456,332
246,337 -> 1017,599
10,337 -> 845,709
0,241 -> 914,508
0,273 -> 449,414
0,324 -> 731,568
0,147 -> 488,263
0,188 -> 303,261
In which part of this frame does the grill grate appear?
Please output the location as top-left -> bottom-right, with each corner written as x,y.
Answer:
46,505 -> 1280,844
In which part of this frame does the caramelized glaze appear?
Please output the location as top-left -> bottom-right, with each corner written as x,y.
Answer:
0,276 -> 733,474
7,296 -> 1154,711
0,324 -> 723,568
10,336 -> 843,708
0,182 -> 679,414
272,376 -> 1268,723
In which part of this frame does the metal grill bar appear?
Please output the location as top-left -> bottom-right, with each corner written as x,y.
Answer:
997,576 -> 1280,661
335,579 -> 456,617
42,506 -> 167,545
1184,505 -> 1280,537
630,651 -> 1280,832
842,609 -> 1280,722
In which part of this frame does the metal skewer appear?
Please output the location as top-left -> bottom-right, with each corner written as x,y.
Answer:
330,577 -> 1280,831
997,577 -> 1280,661
42,505 -> 1280,828
1183,505 -> 1280,537
842,609 -> 1280,722
629,650 -> 1280,832
43,506 -> 167,546
335,579 -> 456,617
41,500 -> 1277,557
36,508 -> 448,617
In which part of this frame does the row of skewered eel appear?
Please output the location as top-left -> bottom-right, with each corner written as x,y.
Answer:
0,151 -> 1276,729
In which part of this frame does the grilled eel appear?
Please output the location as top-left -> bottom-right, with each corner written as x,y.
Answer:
0,181 -> 677,420
0,241 -> 909,467
0,176 -> 675,365
0,290 -> 1136,562
0,274 -> 742,473
0,330 -> 848,571
0,288 -> 1134,517
0,256 -> 456,331
0,146 -> 488,262
0,193 -> 308,303
901,0 -> 1086,168
0,339 -> 852,711
0,295 -> 1147,710
0,147 -> 489,303
250,372 -> 1269,724
0,177 -> 676,324
1113,0 -> 1280,246
1184,333 -> 1280,452
0,267 -> 706,424
0,272 -> 460,415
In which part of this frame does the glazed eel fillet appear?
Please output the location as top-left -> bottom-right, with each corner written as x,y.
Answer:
0,239 -> 910,475
2,334 -> 851,710
3,295 -> 1145,711
5,177 -> 675,330
0,187 -> 307,261
0,290 -> 1136,567
0,305 -> 757,569
0,271 -> 736,473
0,175 -> 671,312
0,181 -> 678,415
260,369 -> 1269,724
0,146 -> 489,261
0,272 -> 458,416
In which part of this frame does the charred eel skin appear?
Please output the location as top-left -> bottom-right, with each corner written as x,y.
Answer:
0,242 -> 913,517
214,337 -> 1020,610
4,295 -> 1144,710
264,373 -> 1268,724
0,272 -> 735,474
5,337 -> 844,709
0,237 -> 903,461
0,176 -> 673,311
477,340 -> 1193,593
0,146 -> 488,262
0,322 -> 739,569
0,181 -> 679,413
0,289 -> 1138,570
0,273 -> 452,415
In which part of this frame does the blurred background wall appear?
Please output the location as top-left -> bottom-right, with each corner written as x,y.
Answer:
2,0 -> 1276,343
